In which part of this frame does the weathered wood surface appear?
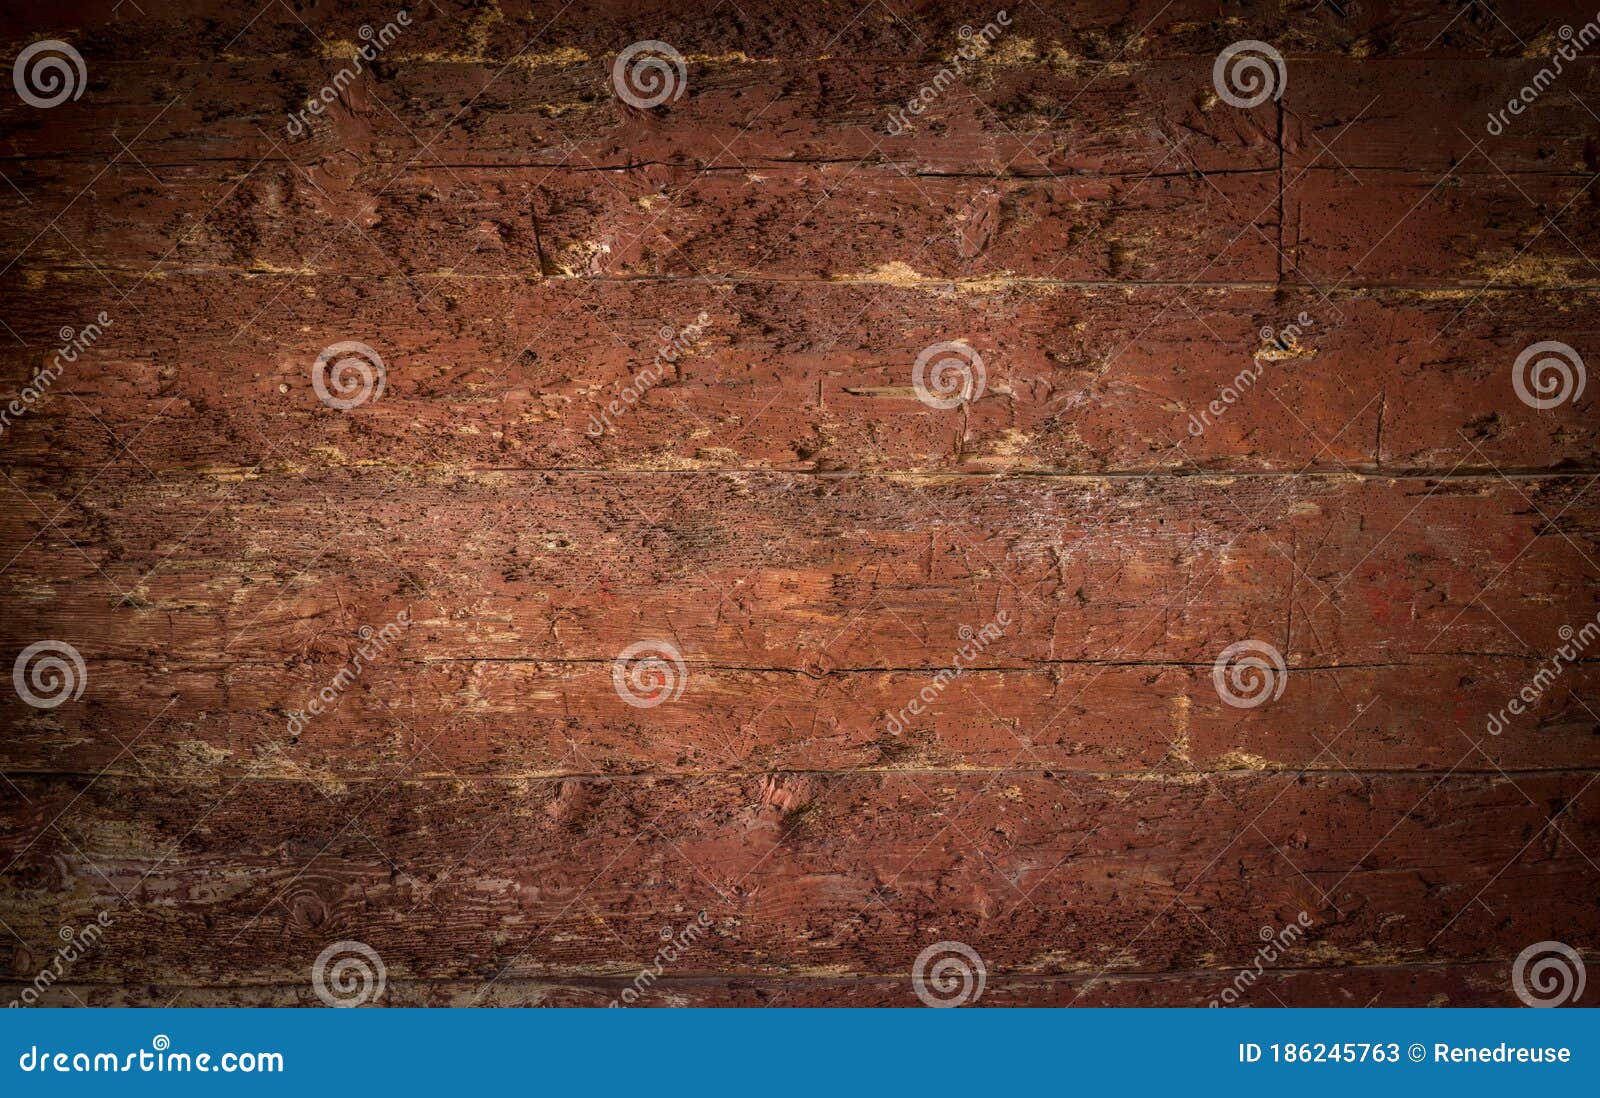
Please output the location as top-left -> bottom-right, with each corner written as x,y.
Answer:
14,163 -> 1600,290
5,58 -> 1600,174
4,470 -> 1596,666
0,60 -> 1280,173
12,962 -> 1597,1007
7,655 -> 1600,781
3,1 -> 1592,64
3,0 -> 1599,1009
2,277 -> 1597,473
0,163 -> 1285,281
4,771 -> 1598,985
1286,59 -> 1600,174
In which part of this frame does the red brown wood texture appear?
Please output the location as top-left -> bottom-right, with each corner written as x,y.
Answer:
1,0 -> 1598,1009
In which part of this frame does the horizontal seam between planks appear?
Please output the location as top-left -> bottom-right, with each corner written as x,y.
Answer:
7,767 -> 1600,783
18,265 -> 1600,293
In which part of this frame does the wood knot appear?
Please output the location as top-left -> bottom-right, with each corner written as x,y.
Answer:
278,873 -> 362,935
5,852 -> 73,897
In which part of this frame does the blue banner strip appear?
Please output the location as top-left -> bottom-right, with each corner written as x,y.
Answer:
3,1008 -> 1594,1095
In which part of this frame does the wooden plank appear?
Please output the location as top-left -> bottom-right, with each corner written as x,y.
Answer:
1288,170 -> 1600,289
2,470 -> 1595,668
0,162 -> 1282,282
0,59 -> 1277,174
2,770 -> 1595,982
14,161 -> 1600,290
21,157 -> 1600,292
2,1 -> 1579,64
8,56 -> 1599,175
2,276 -> 1596,474
6,962 -> 1582,1007
1287,59 -> 1600,174
6,657 -> 1598,780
